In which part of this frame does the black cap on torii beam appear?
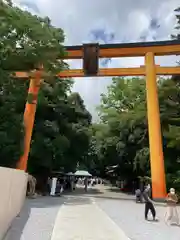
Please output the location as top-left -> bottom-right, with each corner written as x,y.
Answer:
83,43 -> 99,76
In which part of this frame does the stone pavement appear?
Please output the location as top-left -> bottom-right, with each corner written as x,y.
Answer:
51,196 -> 130,240
97,198 -> 180,240
4,197 -> 64,240
4,185 -> 180,240
4,189 -> 130,240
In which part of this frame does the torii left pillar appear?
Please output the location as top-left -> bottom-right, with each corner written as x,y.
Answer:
17,70 -> 42,171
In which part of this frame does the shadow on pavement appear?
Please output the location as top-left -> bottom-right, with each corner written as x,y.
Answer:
107,188 -> 123,193
64,196 -> 92,206
4,202 -> 31,240
64,187 -> 103,196
89,187 -> 167,207
93,194 -> 166,207
107,187 -> 134,195
93,195 -> 136,201
26,196 -> 65,208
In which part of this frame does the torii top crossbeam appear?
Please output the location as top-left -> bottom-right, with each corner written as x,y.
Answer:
64,40 -> 180,59
15,40 -> 180,78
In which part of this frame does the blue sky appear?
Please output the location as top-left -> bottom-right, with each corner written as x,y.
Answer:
13,0 -> 180,120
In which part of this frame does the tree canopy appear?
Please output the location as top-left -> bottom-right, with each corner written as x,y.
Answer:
0,1 -> 92,179
1,0 -> 66,73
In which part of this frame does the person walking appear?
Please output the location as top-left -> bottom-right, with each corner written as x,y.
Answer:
135,188 -> 143,203
165,188 -> 179,225
60,177 -> 65,194
143,184 -> 157,221
84,177 -> 88,192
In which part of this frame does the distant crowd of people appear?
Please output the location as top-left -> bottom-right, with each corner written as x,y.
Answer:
26,174 -> 104,198
43,176 -> 104,196
135,184 -> 179,226
77,177 -> 104,186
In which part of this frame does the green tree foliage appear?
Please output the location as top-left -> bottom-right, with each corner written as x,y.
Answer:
0,1 -> 92,178
92,75 -> 180,190
28,89 -> 92,176
96,77 -> 149,179
0,70 -> 26,167
0,0 -> 66,73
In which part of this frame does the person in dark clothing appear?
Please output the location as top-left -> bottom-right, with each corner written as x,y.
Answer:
143,184 -> 157,221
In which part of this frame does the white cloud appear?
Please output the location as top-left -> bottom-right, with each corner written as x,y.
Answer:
13,0 -> 180,120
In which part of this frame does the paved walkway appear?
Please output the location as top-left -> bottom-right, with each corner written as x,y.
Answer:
51,196 -> 129,240
96,197 -> 180,240
4,185 -> 180,240
5,188 -> 130,240
4,197 -> 63,240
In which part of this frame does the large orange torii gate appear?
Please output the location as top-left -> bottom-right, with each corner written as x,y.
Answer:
15,40 -> 180,200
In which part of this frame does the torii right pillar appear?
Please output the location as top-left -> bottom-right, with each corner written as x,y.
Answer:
145,52 -> 166,200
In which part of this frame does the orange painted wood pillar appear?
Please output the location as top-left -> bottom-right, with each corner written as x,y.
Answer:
17,70 -> 42,171
145,52 -> 166,199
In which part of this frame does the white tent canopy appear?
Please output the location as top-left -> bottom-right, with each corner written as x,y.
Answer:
74,170 -> 92,177
66,172 -> 74,176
